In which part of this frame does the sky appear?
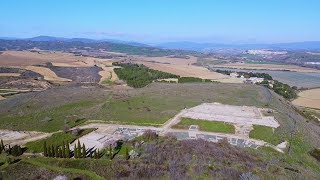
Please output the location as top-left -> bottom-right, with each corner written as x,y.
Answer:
1,0 -> 320,44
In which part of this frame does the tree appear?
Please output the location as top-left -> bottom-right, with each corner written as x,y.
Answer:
66,142 -> 70,158
94,149 -> 98,159
109,144 -> 113,159
55,145 -> 59,158
125,147 -> 129,160
11,145 -> 23,157
51,144 -> 55,157
74,144 -> 77,158
77,140 -> 81,158
0,139 -> 4,153
82,143 -> 86,158
47,145 -> 51,157
43,141 -> 48,157
62,142 -> 66,158
59,147 -> 63,158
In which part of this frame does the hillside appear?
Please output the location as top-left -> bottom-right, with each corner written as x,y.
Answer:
0,39 -> 197,57
0,83 -> 319,178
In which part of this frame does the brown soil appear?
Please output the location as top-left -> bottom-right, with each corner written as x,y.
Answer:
292,88 -> 320,109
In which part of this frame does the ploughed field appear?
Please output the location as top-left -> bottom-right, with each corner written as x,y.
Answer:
292,88 -> 320,109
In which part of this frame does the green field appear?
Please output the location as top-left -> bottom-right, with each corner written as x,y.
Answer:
249,125 -> 281,145
173,118 -> 235,134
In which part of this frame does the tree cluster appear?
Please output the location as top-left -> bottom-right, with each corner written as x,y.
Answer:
43,141 -> 71,158
0,139 -> 23,157
113,62 -> 179,88
43,140 -> 103,159
272,80 -> 297,99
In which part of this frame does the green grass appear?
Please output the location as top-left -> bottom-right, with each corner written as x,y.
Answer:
173,118 -> 235,134
25,129 -> 94,153
249,125 -> 281,145
26,157 -> 113,178
0,101 -> 99,132
0,83 -> 278,133
23,158 -> 104,180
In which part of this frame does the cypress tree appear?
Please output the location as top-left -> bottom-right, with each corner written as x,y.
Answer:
55,145 -> 59,158
94,149 -> 97,159
59,147 -> 63,158
66,142 -> 70,158
74,144 -> 77,158
82,143 -> 86,158
1,139 -> 4,151
125,147 -> 129,160
62,142 -> 66,158
51,145 -> 54,157
43,141 -> 48,157
77,140 -> 81,158
109,144 -> 112,159
47,145 -> 51,157
0,142 -> 2,154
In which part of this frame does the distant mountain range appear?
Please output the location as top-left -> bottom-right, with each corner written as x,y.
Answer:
1,36 -> 320,52
157,41 -> 320,51
0,36 -> 150,47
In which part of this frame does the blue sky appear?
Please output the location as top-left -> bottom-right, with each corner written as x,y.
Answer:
1,0 -> 320,43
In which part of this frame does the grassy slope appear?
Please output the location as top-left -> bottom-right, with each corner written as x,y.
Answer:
173,118 -> 235,134
0,83 -> 319,177
0,83 -> 265,132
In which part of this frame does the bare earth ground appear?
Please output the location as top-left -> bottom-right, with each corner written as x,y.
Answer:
134,56 -> 235,81
0,50 -> 120,84
292,88 -> 320,109
214,62 -> 320,73
0,130 -> 51,145
180,103 -> 279,128
22,66 -> 72,82
0,95 -> 5,100
0,51 -> 85,66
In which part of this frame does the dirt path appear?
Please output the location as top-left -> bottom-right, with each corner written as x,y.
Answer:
161,109 -> 187,135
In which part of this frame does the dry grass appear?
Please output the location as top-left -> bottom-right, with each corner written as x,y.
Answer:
292,88 -> 320,109
215,62 -> 320,73
134,56 -> 231,80
0,51 -> 85,66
